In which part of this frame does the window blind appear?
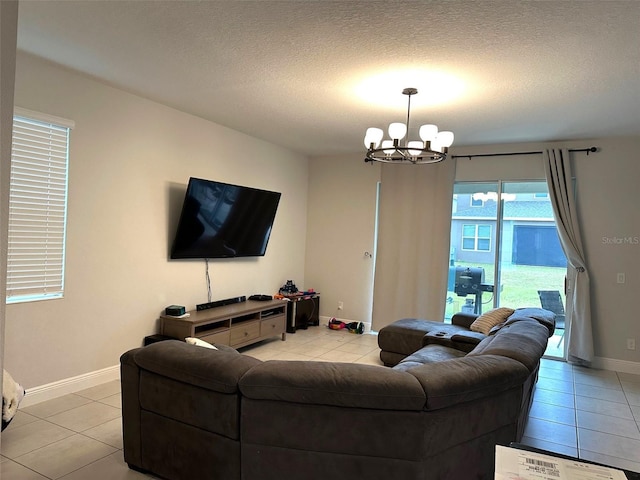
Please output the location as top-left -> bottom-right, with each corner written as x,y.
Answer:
7,109 -> 73,304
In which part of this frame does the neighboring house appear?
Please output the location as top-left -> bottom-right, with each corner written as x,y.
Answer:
451,193 -> 565,267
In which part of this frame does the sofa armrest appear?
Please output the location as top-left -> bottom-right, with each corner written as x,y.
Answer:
132,340 -> 261,394
451,312 -> 478,329
120,348 -> 144,469
239,360 -> 426,411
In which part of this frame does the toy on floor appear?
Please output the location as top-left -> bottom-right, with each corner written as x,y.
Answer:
2,369 -> 26,431
328,319 -> 364,334
328,318 -> 346,330
347,322 -> 365,334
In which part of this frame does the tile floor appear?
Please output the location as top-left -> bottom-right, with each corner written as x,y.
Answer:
2,325 -> 639,479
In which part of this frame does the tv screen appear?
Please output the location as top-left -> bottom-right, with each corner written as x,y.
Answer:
171,177 -> 281,259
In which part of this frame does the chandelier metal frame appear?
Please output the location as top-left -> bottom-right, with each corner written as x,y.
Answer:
364,87 -> 453,165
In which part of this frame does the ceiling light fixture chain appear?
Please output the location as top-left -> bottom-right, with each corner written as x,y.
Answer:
364,87 -> 454,165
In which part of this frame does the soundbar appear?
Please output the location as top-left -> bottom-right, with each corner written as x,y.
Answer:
196,295 -> 246,311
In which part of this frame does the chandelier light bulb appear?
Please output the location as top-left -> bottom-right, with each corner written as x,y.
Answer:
419,124 -> 438,142
437,131 -> 455,148
381,139 -> 395,155
407,141 -> 423,156
364,127 -> 384,148
388,122 -> 407,141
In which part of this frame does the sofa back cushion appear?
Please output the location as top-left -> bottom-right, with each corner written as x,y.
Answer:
134,340 -> 260,394
507,307 -> 556,337
394,345 -> 467,371
406,355 -> 530,410
239,360 -> 426,411
467,320 -> 550,372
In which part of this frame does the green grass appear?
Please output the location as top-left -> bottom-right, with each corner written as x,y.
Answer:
446,263 -> 566,317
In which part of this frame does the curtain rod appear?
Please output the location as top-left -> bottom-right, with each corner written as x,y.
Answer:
451,146 -> 598,160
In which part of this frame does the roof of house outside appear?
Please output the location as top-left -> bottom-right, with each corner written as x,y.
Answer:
453,201 -> 555,220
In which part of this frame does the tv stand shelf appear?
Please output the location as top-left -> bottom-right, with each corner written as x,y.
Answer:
161,299 -> 288,348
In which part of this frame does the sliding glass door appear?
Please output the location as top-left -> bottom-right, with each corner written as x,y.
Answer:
445,181 -> 567,358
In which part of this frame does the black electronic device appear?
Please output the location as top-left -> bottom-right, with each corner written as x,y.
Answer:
249,294 -> 273,301
171,178 -> 281,259
165,305 -> 186,316
196,295 -> 247,311
279,280 -> 298,295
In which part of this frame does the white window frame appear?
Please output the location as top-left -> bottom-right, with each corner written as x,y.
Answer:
6,107 -> 74,304
461,223 -> 492,252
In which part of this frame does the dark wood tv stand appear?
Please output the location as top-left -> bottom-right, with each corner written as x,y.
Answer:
160,299 -> 288,348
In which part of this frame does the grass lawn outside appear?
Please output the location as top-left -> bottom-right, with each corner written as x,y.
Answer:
446,262 -> 567,319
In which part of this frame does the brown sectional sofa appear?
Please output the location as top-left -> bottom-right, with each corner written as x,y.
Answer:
377,312 -> 487,366
121,307 -> 554,480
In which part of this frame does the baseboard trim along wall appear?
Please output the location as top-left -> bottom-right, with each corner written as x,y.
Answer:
593,356 -> 640,376
19,365 -> 120,408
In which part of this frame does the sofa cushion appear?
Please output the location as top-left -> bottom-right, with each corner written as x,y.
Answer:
507,307 -> 556,337
450,312 -> 479,329
450,331 -> 487,345
470,307 -> 514,335
468,320 -> 550,372
377,318 -> 440,356
139,370 -> 242,439
393,345 -> 467,371
134,340 -> 260,394
406,355 -> 530,410
239,360 -> 426,411
421,330 -> 485,353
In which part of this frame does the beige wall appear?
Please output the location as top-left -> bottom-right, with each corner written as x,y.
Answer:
570,138 -> 640,367
1,1 -> 18,445
305,154 -> 380,326
5,52 -> 309,388
307,138 -> 640,371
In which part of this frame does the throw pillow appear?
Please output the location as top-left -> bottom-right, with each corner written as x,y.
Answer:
470,307 -> 515,335
185,337 -> 218,350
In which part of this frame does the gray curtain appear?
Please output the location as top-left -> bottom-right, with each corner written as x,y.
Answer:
543,148 -> 593,365
372,159 -> 456,331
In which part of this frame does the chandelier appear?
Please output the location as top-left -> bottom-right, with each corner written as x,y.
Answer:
364,87 -> 454,164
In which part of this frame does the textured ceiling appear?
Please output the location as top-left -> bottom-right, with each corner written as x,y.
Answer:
16,1 -> 640,157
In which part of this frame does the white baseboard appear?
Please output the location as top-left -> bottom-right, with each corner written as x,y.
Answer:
592,356 -> 640,375
19,365 -> 120,408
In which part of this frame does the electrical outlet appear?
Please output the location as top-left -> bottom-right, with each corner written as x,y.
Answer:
627,338 -> 636,350
338,301 -> 344,310
617,273 -> 626,284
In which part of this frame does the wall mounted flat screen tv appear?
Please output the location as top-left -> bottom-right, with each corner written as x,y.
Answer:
171,177 -> 281,259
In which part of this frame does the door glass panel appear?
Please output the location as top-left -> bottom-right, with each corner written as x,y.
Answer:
446,182 -> 498,320
499,181 -> 567,358
446,181 -> 567,359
